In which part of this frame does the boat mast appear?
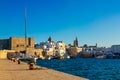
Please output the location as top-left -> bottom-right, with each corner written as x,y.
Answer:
24,8 -> 27,54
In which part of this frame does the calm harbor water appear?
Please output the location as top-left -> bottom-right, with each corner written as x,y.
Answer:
36,58 -> 120,80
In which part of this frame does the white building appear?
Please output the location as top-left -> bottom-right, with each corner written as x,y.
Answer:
96,47 -> 112,55
111,45 -> 120,53
54,41 -> 66,57
35,38 -> 67,59
35,41 -> 56,50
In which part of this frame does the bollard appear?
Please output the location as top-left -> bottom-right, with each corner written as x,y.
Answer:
13,59 -> 16,62
17,60 -> 21,64
29,62 -> 35,70
11,58 -> 15,62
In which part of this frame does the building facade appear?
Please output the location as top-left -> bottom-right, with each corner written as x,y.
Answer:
0,39 -> 9,50
111,45 -> 120,53
0,37 -> 34,54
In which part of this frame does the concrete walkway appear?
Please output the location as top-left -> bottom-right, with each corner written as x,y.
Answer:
0,59 -> 88,80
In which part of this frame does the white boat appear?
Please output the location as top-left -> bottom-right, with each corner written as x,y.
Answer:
96,54 -> 106,59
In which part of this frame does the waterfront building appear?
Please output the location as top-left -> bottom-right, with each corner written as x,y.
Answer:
82,44 -> 97,54
0,37 -> 34,55
111,45 -> 120,54
54,41 -> 66,58
35,37 -> 67,59
67,47 -> 82,57
66,37 -> 82,57
35,37 -> 56,59
34,49 -> 44,59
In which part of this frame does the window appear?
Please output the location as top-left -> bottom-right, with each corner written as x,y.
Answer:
16,45 -> 19,47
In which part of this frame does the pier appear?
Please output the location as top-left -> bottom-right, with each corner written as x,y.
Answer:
0,59 -> 87,80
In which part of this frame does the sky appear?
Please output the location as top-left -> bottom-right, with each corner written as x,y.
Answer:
0,0 -> 120,47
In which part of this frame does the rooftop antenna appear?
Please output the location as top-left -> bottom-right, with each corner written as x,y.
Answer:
24,8 -> 27,55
